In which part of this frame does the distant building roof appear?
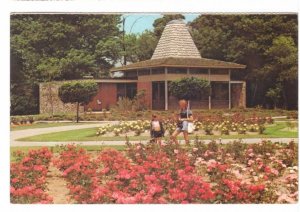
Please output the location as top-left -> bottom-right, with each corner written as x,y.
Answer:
151,19 -> 202,59
111,19 -> 245,72
111,57 -> 246,71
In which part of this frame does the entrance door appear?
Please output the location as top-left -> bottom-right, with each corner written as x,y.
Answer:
152,81 -> 165,110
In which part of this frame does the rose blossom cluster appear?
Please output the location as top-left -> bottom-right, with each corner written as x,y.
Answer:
10,148 -> 53,204
53,140 -> 295,204
54,145 -> 215,203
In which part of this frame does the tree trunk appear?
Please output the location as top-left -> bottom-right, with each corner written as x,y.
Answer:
282,84 -> 288,110
47,83 -> 54,118
252,81 -> 258,107
76,102 -> 79,123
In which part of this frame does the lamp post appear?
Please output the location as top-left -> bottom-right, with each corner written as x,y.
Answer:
121,15 -> 146,65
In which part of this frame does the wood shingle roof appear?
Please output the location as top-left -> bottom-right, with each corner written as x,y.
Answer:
111,57 -> 246,71
111,19 -> 246,72
151,19 -> 202,59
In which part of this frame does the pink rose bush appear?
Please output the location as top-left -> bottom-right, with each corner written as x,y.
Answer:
54,144 -> 215,203
10,148 -> 53,204
10,138 -> 297,204
53,139 -> 297,204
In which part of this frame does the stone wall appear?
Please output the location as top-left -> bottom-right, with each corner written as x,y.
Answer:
39,82 -> 84,114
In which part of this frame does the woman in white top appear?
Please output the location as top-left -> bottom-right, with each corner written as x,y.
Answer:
171,99 -> 193,145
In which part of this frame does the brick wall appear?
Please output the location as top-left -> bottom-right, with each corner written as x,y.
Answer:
85,83 -> 117,111
137,81 -> 152,108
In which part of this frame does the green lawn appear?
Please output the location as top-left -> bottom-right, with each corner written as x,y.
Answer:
17,122 -> 298,142
10,145 -> 125,162
11,122 -> 88,131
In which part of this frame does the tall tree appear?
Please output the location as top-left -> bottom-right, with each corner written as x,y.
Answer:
190,14 -> 298,109
122,30 -> 158,63
11,14 -> 122,115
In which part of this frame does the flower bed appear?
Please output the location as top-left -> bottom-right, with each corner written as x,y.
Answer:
96,115 -> 273,137
10,148 -> 53,204
53,139 -> 298,203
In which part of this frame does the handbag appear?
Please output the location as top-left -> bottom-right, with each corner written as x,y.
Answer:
187,101 -> 195,134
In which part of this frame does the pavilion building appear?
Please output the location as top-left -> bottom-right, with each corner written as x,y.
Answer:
39,19 -> 246,113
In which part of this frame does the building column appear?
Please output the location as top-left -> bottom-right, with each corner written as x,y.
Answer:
208,69 -> 211,110
165,67 -> 168,110
242,81 -> 246,108
229,69 -> 231,109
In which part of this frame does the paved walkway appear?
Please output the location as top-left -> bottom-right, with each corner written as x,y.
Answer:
11,121 -> 298,147
10,122 -> 118,145
11,138 -> 298,147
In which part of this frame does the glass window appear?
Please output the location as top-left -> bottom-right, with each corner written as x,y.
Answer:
117,83 -> 137,100
211,82 -> 229,100
151,67 -> 165,75
125,71 -> 137,78
138,69 -> 150,76
189,68 -> 208,74
152,81 -> 165,110
117,84 -> 126,99
211,69 -> 228,75
167,67 -> 187,74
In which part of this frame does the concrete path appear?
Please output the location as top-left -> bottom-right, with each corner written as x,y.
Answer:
11,138 -> 298,147
10,122 -> 118,145
10,121 -> 298,147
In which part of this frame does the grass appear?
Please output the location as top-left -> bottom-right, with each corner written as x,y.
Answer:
10,145 -> 125,162
17,122 -> 298,142
11,122 -> 88,131
11,108 -> 298,122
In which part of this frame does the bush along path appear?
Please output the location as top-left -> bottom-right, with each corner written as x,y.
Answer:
10,148 -> 53,203
51,140 -> 298,204
10,140 -> 298,204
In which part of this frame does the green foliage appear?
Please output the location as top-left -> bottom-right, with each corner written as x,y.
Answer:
286,121 -> 296,130
58,81 -> 98,122
120,31 -> 158,64
153,14 -> 185,38
190,15 -> 298,109
58,81 -> 98,104
169,77 -> 210,100
11,14 -> 122,115
111,89 -> 149,113
266,84 -> 282,109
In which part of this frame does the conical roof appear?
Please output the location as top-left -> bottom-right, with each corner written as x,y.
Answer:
151,19 -> 202,59
110,19 -> 246,72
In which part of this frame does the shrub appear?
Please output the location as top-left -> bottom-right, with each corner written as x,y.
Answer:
10,148 -> 53,204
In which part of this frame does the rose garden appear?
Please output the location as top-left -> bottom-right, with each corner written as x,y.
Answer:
10,14 -> 298,204
10,110 -> 298,204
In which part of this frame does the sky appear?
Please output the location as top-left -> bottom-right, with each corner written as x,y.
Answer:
122,14 -> 200,34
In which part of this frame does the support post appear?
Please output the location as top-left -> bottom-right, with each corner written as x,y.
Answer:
229,69 -> 231,109
165,67 -> 168,110
243,81 -> 246,108
208,69 -> 211,110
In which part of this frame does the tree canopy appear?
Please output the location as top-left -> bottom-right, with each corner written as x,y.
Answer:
190,14 -> 298,109
10,14 -> 298,115
169,77 -> 210,101
58,81 -> 98,122
11,14 -> 122,115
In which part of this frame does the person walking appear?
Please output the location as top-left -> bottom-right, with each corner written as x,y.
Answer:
150,114 -> 165,146
171,99 -> 193,145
